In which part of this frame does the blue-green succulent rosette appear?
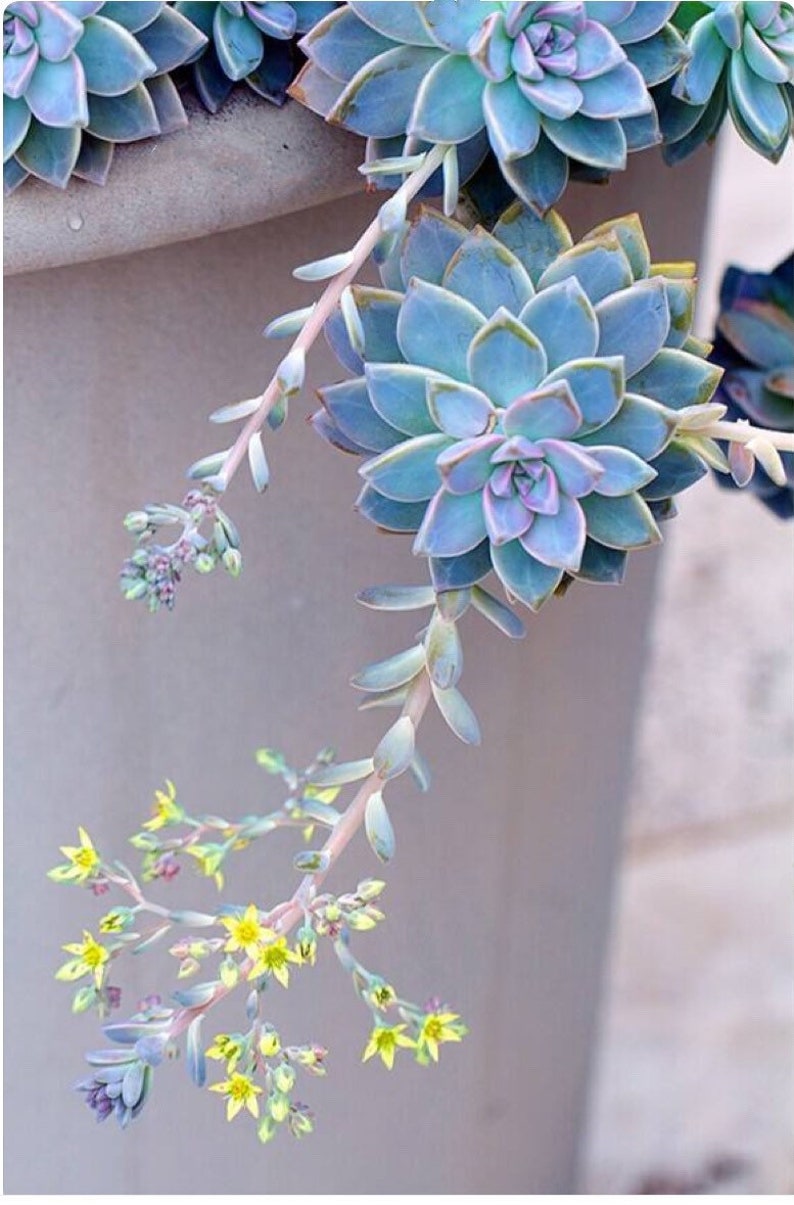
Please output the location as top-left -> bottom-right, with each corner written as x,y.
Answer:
311,203 -> 723,609
291,0 -> 690,214
656,1 -> 794,162
3,1 -> 207,193
710,253 -> 794,517
174,1 -> 337,113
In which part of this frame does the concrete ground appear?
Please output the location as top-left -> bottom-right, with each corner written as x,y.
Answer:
582,129 -> 794,1194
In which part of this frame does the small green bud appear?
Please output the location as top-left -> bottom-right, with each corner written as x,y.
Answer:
273,1063 -> 296,1094
124,511 -> 150,534
222,548 -> 242,577
194,553 -> 216,574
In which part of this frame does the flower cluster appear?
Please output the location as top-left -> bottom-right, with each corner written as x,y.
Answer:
313,201 -> 724,609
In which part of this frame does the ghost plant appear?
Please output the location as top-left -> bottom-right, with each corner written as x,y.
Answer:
40,0 -> 794,1154
2,1 -> 207,192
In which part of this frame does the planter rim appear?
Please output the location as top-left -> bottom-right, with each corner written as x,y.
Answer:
3,92 -> 366,277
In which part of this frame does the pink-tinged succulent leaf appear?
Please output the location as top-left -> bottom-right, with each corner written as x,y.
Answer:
535,439 -> 604,497
78,16 -> 156,96
579,491 -> 661,549
519,279 -> 599,370
414,489 -> 488,557
442,227 -> 535,318
728,440 -> 757,487
437,435 -> 503,495
595,278 -> 671,377
360,433 -> 451,502
3,45 -> 39,100
34,1 -> 84,61
491,538 -> 563,611
25,54 -> 88,126
542,357 -> 625,431
468,308 -> 547,406
482,485 -> 534,544
426,380 -> 495,439
482,77 -> 542,160
519,492 -> 587,570
468,11 -> 513,83
397,278 -> 486,381
517,72 -> 583,119
585,445 -> 658,495
502,382 -> 582,442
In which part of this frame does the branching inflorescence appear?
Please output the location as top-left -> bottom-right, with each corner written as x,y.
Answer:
45,0 -> 793,1153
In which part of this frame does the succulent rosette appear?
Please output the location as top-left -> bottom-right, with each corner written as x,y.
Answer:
312,203 -> 723,608
174,1 -> 337,112
710,253 -> 794,517
3,0 -> 207,193
657,1 -> 794,162
291,0 -> 690,214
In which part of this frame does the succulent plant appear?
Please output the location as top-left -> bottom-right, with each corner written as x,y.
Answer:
710,253 -> 794,517
3,1 -> 207,193
174,1 -> 337,113
311,202 -> 723,608
657,1 -> 794,162
291,0 -> 690,214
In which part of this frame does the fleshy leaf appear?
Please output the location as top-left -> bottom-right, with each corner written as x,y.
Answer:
491,539 -> 563,611
442,227 -> 535,319
468,309 -> 547,407
397,279 -> 485,381
580,492 -> 661,549
413,489 -> 488,557
361,433 -> 450,502
595,278 -> 670,377
78,15 -> 156,96
519,279 -> 599,370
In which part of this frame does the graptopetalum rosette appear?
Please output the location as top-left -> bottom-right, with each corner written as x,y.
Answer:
312,202 -> 724,610
291,0 -> 690,214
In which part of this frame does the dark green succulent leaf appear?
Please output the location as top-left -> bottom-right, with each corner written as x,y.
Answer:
579,492 -> 662,549
355,484 -> 428,533
87,84 -> 160,142
319,378 -> 403,453
78,15 -> 156,96
491,539 -> 563,611
136,5 -> 208,74
640,440 -> 708,499
72,129 -> 114,183
15,120 -> 81,187
144,74 -> 187,135
3,97 -> 32,161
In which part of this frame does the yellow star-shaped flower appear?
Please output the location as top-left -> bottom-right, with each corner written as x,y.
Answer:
209,1072 -> 262,1121
248,936 -> 300,988
218,905 -> 273,961
362,1024 -> 416,1070
55,930 -> 109,989
48,827 -> 100,884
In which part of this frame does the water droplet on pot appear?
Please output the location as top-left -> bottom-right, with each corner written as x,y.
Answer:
67,212 -> 84,232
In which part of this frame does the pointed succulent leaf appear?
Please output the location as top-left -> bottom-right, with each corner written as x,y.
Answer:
214,6 -> 264,81
319,378 -> 402,453
424,611 -> 463,690
355,485 -> 428,533
25,55 -> 89,127
640,441 -> 708,499
586,446 -> 658,495
294,250 -> 356,282
329,46 -> 443,138
470,585 -> 526,638
349,1 -> 436,47
595,278 -> 671,377
492,201 -> 573,285
414,489 -> 488,557
537,235 -> 634,305
483,78 -> 542,161
491,539 -> 563,611
542,114 -> 628,171
426,380 -> 495,439
247,433 -> 269,493
629,348 -> 723,409
78,15 -> 156,97
309,759 -> 374,787
579,393 -> 676,459
299,7 -> 393,81
541,357 -> 625,431
429,539 -> 493,592
397,279 -> 485,382
100,2 -> 162,34
288,60 -> 345,117
360,433 -> 450,502
186,1016 -> 206,1088
519,494 -> 587,571
468,309 -> 547,407
580,491 -> 661,549
583,214 -> 652,280
574,538 -> 628,583
15,122 -> 81,188
409,53 -> 486,142
626,23 -> 690,86
442,227 -> 535,319
499,133 -> 570,216
503,381 -> 582,440
401,207 -> 468,288
519,280 -> 599,370
364,363 -> 442,437
436,435 -> 503,494
136,6 -> 209,74
87,84 -> 160,142
718,303 -> 794,369
34,2 -> 85,60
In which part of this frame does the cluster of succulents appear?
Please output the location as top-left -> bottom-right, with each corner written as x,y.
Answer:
658,1 -> 794,162
76,996 -> 173,1127
173,1 -> 337,113
312,201 -> 723,608
710,253 -> 794,516
293,0 -> 691,214
3,1 -> 207,192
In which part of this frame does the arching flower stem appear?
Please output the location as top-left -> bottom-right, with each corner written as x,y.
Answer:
704,421 -> 794,453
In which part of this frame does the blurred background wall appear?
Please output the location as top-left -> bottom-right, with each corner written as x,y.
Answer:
583,127 -> 794,1195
